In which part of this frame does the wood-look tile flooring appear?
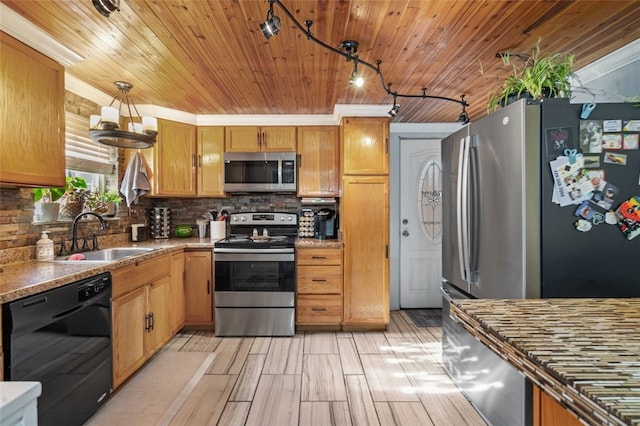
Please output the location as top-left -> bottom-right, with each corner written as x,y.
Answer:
87,311 -> 486,426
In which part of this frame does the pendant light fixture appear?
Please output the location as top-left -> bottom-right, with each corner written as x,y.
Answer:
88,81 -> 158,149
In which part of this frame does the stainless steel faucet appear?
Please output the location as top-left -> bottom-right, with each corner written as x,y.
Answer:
71,212 -> 107,252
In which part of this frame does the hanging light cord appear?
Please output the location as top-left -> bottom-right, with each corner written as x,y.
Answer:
265,0 -> 469,113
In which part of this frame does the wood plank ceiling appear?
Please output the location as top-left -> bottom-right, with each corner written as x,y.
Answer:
3,0 -> 640,123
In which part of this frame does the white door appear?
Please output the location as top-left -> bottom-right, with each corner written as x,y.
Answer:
400,139 -> 442,308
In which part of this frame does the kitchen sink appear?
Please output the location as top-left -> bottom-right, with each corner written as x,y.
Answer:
55,247 -> 156,262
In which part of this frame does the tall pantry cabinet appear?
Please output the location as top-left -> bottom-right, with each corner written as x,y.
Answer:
340,117 -> 390,330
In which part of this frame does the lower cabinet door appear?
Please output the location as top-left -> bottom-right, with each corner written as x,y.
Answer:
146,276 -> 171,354
184,251 -> 214,325
112,287 -> 147,389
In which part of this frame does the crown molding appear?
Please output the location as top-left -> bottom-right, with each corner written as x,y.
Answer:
573,38 -> 640,85
0,3 -> 84,67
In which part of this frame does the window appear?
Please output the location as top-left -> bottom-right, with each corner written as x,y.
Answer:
32,112 -> 119,222
65,112 -> 117,174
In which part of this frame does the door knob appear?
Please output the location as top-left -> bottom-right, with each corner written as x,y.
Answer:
402,230 -> 409,236
402,219 -> 408,225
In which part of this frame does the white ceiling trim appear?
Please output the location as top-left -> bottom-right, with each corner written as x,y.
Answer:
0,3 -> 84,67
573,38 -> 640,85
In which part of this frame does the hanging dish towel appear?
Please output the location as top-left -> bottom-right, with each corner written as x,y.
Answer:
120,152 -> 151,207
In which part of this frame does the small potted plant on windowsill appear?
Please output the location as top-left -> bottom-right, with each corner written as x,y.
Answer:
487,39 -> 575,112
33,187 -> 66,222
87,190 -> 123,216
58,176 -> 89,220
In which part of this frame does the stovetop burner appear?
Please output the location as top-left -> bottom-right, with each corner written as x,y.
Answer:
214,212 -> 298,251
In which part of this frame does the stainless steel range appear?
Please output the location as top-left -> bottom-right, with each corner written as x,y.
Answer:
213,212 -> 297,336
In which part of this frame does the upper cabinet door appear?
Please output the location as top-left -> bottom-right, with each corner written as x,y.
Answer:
341,117 -> 389,175
297,126 -> 339,197
154,119 -> 196,196
0,33 -> 66,187
197,126 -> 225,197
262,127 -> 296,151
225,126 -> 260,152
226,126 -> 296,152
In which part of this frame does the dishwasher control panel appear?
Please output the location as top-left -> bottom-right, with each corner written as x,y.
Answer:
78,273 -> 111,302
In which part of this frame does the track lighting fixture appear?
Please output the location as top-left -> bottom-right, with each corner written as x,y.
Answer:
259,0 -> 470,120
260,0 -> 281,40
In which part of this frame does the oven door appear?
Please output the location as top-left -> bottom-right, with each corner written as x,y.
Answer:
214,250 -> 295,307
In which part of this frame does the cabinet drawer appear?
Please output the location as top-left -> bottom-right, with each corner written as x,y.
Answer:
297,295 -> 342,324
112,254 -> 170,298
297,265 -> 342,294
296,248 -> 342,266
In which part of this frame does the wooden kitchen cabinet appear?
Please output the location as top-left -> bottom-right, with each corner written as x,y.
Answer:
138,119 -> 197,196
197,126 -> 225,196
341,176 -> 390,330
225,126 -> 296,152
134,122 -> 226,197
111,254 -> 172,388
297,126 -> 340,197
1,32 -> 65,188
296,247 -> 343,329
169,250 -> 185,334
341,117 -> 389,175
533,385 -> 582,426
184,250 -> 214,326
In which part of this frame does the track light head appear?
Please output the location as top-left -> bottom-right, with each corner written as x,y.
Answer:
261,4 -> 281,40
458,95 -> 469,124
388,104 -> 400,118
92,0 -> 120,17
349,59 -> 364,87
458,110 -> 469,124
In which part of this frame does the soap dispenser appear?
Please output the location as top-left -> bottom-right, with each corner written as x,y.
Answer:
36,231 -> 54,261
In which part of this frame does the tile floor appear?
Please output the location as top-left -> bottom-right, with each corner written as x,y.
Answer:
87,311 -> 486,425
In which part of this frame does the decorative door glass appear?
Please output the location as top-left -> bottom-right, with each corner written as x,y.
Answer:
418,160 -> 442,242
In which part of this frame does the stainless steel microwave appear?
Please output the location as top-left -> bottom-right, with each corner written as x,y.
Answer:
223,151 -> 296,192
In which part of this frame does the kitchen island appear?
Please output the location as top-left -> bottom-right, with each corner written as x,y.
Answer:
450,298 -> 640,426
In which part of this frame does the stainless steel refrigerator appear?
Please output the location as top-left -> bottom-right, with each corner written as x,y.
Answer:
440,98 -> 640,426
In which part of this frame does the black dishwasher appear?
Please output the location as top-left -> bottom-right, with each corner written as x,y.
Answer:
2,272 -> 112,426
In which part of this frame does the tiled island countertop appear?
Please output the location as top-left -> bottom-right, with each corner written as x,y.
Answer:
450,298 -> 640,426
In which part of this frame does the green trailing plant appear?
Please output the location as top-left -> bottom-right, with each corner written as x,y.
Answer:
33,176 -> 88,203
87,190 -> 123,213
487,39 -> 575,112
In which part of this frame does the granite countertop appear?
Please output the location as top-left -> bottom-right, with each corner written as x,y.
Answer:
0,238 -> 216,304
0,237 -> 341,304
450,298 -> 640,426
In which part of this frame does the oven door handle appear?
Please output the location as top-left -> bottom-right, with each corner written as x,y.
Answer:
214,252 -> 294,262
214,248 -> 294,254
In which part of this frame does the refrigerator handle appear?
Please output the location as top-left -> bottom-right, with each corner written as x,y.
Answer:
468,136 -> 481,282
457,136 -> 472,291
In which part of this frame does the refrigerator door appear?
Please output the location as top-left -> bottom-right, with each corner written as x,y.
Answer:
441,282 -> 532,426
442,126 -> 471,293
466,100 -> 538,299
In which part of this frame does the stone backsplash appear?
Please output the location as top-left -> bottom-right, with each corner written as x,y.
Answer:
0,187 -> 302,265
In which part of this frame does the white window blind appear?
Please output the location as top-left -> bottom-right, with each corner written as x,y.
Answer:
65,112 -> 117,174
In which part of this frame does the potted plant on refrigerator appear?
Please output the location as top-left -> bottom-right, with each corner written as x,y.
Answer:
487,39 -> 575,112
